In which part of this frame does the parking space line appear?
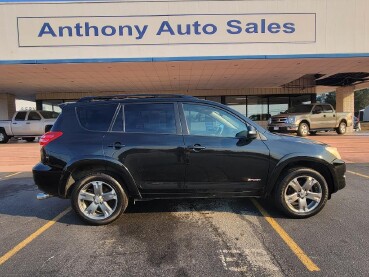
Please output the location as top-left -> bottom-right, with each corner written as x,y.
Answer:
347,170 -> 369,179
251,199 -> 320,272
0,172 -> 22,180
0,207 -> 72,266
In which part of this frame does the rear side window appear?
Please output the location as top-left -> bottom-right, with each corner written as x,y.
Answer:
39,111 -> 60,119
124,103 -> 176,134
77,104 -> 118,131
28,111 -> 41,120
323,105 -> 333,113
15,112 -> 27,121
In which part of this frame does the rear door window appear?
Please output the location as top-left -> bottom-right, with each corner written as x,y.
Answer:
77,104 -> 118,131
14,112 -> 27,121
124,103 -> 176,134
28,111 -> 42,120
323,105 -> 334,113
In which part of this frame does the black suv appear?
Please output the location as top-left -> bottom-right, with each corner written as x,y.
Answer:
33,94 -> 346,225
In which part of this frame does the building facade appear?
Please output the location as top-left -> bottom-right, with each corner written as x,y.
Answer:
1,0 -> 369,125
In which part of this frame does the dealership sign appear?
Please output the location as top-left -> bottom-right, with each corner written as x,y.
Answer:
17,13 -> 315,47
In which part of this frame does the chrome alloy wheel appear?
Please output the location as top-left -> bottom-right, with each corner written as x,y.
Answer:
284,176 -> 322,214
300,123 -> 309,136
78,181 -> 118,220
0,133 -> 4,142
339,122 -> 346,133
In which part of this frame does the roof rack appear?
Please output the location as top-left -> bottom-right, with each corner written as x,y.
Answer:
77,94 -> 196,103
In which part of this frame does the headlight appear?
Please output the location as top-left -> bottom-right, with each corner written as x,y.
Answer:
288,117 -> 296,124
268,118 -> 272,124
326,146 -> 342,159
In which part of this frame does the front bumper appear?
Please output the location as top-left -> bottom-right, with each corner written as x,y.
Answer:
33,162 -> 62,196
331,159 -> 346,192
268,124 -> 298,133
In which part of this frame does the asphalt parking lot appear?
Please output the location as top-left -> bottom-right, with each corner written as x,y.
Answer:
0,135 -> 369,276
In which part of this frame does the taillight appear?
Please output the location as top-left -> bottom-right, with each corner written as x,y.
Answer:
39,131 -> 63,146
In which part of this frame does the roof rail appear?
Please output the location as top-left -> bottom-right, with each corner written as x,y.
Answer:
77,94 -> 196,103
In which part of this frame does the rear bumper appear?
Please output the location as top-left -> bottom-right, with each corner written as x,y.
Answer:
32,162 -> 62,196
331,159 -> 346,192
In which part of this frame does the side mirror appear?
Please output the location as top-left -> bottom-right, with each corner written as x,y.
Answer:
247,126 -> 258,139
236,126 -> 258,140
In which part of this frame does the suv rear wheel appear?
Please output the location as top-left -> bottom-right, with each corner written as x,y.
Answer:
274,167 -> 328,218
71,172 -> 128,225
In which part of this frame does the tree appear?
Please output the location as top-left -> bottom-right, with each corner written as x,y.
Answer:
318,92 -> 336,108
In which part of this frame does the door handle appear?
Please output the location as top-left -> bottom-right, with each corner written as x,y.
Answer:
12,123 -> 17,125
108,142 -> 124,150
26,122 -> 31,124
188,144 -> 206,152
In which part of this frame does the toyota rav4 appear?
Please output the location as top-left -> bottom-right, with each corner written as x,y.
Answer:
33,94 -> 346,225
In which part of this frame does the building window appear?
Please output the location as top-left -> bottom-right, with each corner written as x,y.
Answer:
269,96 -> 289,116
290,95 -> 312,106
225,96 -> 247,116
247,96 -> 269,121
42,100 -> 63,113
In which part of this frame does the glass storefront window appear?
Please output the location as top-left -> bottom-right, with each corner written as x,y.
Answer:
42,100 -> 63,113
247,96 -> 269,121
290,95 -> 312,106
205,96 -> 222,103
269,96 -> 289,116
225,96 -> 246,116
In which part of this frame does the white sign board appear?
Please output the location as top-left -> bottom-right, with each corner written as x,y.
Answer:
18,13 -> 316,47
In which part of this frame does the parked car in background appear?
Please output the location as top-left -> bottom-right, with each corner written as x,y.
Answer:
0,110 -> 59,143
249,113 -> 271,121
267,104 -> 353,136
33,94 -> 346,225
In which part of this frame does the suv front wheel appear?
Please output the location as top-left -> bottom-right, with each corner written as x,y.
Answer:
274,168 -> 328,218
71,172 -> 128,225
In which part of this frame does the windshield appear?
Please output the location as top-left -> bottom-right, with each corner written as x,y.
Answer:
39,111 -> 60,119
284,105 -> 314,114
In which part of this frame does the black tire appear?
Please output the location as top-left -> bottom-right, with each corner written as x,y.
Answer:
274,167 -> 329,218
297,122 -> 309,137
71,172 -> 128,225
0,129 -> 9,143
24,137 -> 35,142
309,131 -> 317,136
336,121 -> 347,134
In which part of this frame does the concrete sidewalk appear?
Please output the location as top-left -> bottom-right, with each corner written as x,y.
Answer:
0,140 -> 40,172
307,132 -> 369,163
0,133 -> 368,172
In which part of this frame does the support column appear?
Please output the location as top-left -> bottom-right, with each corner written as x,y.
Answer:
336,86 -> 354,132
0,93 -> 16,120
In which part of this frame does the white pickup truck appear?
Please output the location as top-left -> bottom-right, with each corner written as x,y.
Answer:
0,110 -> 59,143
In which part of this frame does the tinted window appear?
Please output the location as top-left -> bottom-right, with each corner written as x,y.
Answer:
39,111 -> 60,119
124,103 -> 176,134
28,111 -> 41,121
183,104 -> 246,138
323,105 -> 333,113
14,112 -> 27,121
77,104 -> 118,131
313,105 -> 323,113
